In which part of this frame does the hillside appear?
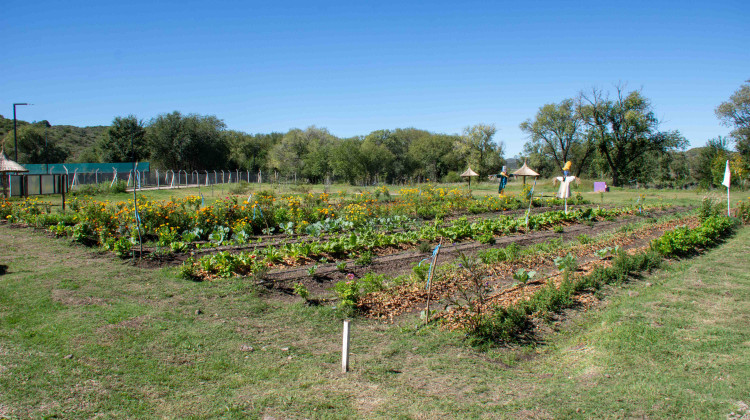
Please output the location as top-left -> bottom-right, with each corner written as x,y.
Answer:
0,115 -> 106,162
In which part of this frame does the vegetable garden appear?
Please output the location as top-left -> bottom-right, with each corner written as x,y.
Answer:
1,184 -> 746,346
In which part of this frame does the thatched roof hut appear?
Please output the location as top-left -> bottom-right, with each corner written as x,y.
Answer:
460,167 -> 479,190
512,161 -> 539,184
0,148 -> 28,198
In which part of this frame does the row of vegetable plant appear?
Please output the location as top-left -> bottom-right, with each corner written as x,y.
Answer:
0,185 -> 583,256
181,204 -> 666,280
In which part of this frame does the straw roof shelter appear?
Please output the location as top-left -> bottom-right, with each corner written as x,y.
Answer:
512,161 -> 539,185
0,148 -> 28,198
460,167 -> 479,190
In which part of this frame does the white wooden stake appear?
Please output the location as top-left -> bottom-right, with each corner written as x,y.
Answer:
342,320 -> 350,373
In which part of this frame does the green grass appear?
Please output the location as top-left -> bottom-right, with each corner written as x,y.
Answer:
1,219 -> 748,418
9,178 -> 733,210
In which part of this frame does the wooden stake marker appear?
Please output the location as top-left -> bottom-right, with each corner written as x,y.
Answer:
342,320 -> 350,373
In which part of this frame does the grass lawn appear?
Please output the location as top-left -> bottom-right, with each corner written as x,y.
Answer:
1,221 -> 748,418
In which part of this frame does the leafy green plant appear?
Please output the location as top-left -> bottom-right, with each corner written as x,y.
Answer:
112,236 -> 133,258
336,261 -> 348,272
554,253 -> 578,281
48,222 -> 69,238
178,257 -> 199,280
355,251 -> 373,266
512,268 -> 537,285
594,247 -> 612,258
307,264 -> 318,277
553,225 -> 564,233
476,232 -> 496,245
411,261 -> 430,283
170,241 -> 188,253
577,234 -> 592,244
446,253 -> 492,328
358,272 -> 387,293
71,221 -> 96,246
333,280 -> 359,314
209,226 -> 231,246
293,282 -> 310,300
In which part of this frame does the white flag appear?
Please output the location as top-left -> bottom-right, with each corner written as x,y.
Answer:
721,160 -> 731,188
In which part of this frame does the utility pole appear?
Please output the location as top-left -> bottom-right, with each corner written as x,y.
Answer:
13,103 -> 31,162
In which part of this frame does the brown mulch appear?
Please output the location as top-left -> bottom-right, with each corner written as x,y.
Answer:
359,216 -> 699,322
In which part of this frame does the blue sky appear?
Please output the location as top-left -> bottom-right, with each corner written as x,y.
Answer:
2,0 -> 748,157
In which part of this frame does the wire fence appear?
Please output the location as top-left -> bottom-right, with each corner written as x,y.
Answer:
6,169 -> 339,197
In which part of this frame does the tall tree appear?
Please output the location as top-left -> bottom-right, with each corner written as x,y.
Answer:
694,137 -> 730,188
226,131 -> 281,172
330,137 -> 365,184
520,99 -> 595,176
578,87 -> 687,186
268,126 -> 335,180
716,80 -> 750,158
408,132 -> 460,181
99,115 -> 148,163
147,112 -> 228,170
11,125 -> 68,164
459,124 -> 505,177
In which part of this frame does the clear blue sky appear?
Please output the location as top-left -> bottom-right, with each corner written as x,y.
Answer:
2,0 -> 748,157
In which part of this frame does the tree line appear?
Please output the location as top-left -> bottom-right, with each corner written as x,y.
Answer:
3,81 -> 748,188
521,82 -> 748,188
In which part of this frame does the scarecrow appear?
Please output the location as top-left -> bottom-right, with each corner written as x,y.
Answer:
554,161 -> 579,214
496,166 -> 509,195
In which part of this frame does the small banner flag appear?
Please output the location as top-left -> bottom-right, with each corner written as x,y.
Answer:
722,160 -> 731,188
722,159 -> 731,216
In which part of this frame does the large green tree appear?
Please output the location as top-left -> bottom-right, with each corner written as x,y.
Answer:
147,112 -> 228,170
226,131 -> 281,172
459,124 -> 505,177
268,126 -> 336,182
10,125 -> 68,164
694,137 -> 730,188
520,99 -> 595,176
98,115 -> 148,163
716,80 -> 750,158
716,80 -> 750,182
330,137 -> 365,184
578,87 -> 687,186
408,132 -> 461,181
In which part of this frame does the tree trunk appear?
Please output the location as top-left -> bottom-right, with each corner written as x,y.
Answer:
612,170 -> 622,187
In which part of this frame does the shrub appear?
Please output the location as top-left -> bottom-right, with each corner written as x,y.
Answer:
71,221 -> 97,246
441,171 -> 463,183
229,181 -> 252,194
107,180 -> 128,194
334,280 -> 359,313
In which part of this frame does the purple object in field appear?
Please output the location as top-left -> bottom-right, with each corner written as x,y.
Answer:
594,182 -> 608,192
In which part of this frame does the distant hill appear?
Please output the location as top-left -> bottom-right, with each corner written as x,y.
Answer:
0,115 -> 107,162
